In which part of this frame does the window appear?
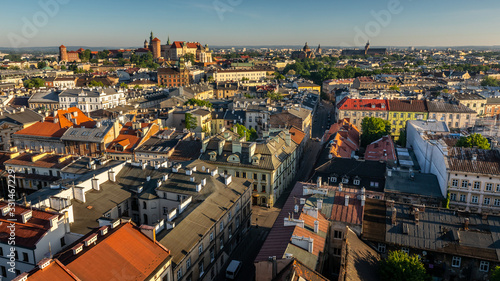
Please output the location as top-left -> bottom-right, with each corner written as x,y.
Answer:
461,180 -> 468,188
370,181 -> 379,188
0,266 -> 5,277
480,261 -> 490,272
353,179 -> 360,185
330,177 -> 337,183
471,196 -> 478,204
199,243 -> 203,255
143,201 -> 147,209
220,221 -> 224,231
450,193 -> 456,201
495,199 -> 500,206
163,207 -> 168,215
452,256 -> 461,268
199,261 -> 204,277
229,225 -> 232,238
484,198 -> 491,205
210,247 -> 215,262
60,237 -> 66,247
377,243 -> 386,253
261,174 -> 266,181
253,183 -> 257,191
497,184 -> 500,192
334,230 -> 343,239
220,236 -> 224,249
22,252 -> 28,262
242,172 -> 246,178
177,268 -> 183,279
342,177 -> 348,184
186,257 -> 191,269
460,195 -> 466,202
261,185 -> 266,193
210,232 -> 214,242
473,182 -> 480,190
486,183 -> 493,191
0,247 -> 3,256
253,173 -> 257,180
401,247 -> 409,254
451,179 -> 459,187
235,171 -> 240,177
333,247 -> 341,256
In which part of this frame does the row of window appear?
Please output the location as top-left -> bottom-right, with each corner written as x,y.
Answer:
451,179 -> 500,192
450,193 -> 500,206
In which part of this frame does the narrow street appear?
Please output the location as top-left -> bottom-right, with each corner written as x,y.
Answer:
214,101 -> 326,281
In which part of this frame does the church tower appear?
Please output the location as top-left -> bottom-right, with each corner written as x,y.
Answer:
149,31 -> 154,45
317,44 -> 322,54
364,41 -> 370,55
167,36 -> 171,45
144,39 -> 149,49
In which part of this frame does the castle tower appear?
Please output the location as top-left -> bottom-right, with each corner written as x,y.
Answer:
144,39 -> 149,49
59,45 -> 68,62
152,37 -> 161,59
317,44 -> 322,54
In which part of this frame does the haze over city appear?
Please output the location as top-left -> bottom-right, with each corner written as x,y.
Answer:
2,0 -> 500,48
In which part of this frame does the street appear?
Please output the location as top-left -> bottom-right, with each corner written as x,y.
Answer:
312,100 -> 336,139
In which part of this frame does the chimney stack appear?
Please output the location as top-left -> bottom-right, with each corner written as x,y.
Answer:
414,208 -> 420,225
317,199 -> 323,209
314,220 -> 319,233
344,195 -> 349,206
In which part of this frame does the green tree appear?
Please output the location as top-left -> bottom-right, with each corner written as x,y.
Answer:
183,53 -> 195,64
37,61 -> 47,69
23,78 -> 46,89
481,76 -> 500,87
185,113 -> 197,130
397,129 -> 406,147
233,123 -> 256,141
456,133 -> 490,149
443,191 -> 450,208
379,250 -> 429,281
361,117 -> 391,147
60,65 -> 67,70
266,91 -> 283,101
119,82 -> 129,89
185,98 -> 212,108
89,80 -> 104,87
389,85 -> 400,91
491,266 -> 500,281
98,50 -> 110,59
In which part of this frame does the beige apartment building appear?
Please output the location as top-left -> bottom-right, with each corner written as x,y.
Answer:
207,69 -> 267,83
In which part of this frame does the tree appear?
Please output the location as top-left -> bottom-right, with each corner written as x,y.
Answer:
23,78 -> 46,89
183,53 -> 195,64
232,124 -> 256,141
185,113 -> 197,130
491,266 -> 500,281
89,80 -> 104,87
98,50 -> 110,59
185,98 -> 212,108
379,250 -> 429,281
481,76 -> 500,87
37,61 -> 47,69
443,191 -> 450,208
361,117 -> 391,147
266,91 -> 283,101
119,82 -> 128,89
389,85 -> 400,91
456,133 -> 490,149
60,65 -> 67,70
397,129 -> 406,147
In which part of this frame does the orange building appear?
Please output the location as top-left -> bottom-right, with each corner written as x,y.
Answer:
152,37 -> 161,59
157,66 -> 190,87
59,44 -> 81,62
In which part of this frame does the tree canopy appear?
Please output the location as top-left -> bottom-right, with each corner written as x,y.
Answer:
379,250 -> 429,281
491,266 -> 500,281
89,80 -> 105,87
185,98 -> 212,108
185,113 -> 197,130
481,76 -> 500,87
361,117 -> 391,147
266,91 -> 283,101
456,133 -> 490,149
23,78 -> 45,89
233,123 -> 258,141
37,61 -> 47,69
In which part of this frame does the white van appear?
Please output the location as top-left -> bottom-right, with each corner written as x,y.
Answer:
225,260 -> 242,280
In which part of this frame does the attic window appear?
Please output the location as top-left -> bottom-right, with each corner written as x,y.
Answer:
82,131 -> 90,136
70,131 -> 77,136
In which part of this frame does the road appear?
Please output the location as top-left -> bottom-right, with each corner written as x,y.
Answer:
213,101 -> 328,281
312,100 -> 336,139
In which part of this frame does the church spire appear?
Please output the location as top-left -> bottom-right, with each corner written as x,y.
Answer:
150,31 -> 154,44
167,35 -> 171,45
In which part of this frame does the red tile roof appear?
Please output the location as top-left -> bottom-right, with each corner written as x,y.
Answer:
152,37 -> 161,42
27,222 -> 171,281
337,98 -> 389,111
106,122 -> 156,154
15,107 -> 95,138
330,190 -> 364,225
0,201 -> 63,249
289,126 -> 306,145
60,45 -> 66,48
365,135 -> 396,162
324,119 -> 360,159
171,41 -> 200,49
388,99 -> 427,112
357,77 -> 375,83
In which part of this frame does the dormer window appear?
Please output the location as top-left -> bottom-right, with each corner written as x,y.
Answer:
354,179 -> 360,185
342,177 -> 349,184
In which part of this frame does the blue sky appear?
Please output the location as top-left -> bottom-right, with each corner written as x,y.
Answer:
1,0 -> 500,48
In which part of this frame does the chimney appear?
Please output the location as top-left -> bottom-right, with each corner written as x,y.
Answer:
464,218 -> 469,230
294,204 -> 299,213
108,169 -> 116,182
361,195 -> 366,206
224,175 -> 232,185
391,207 -> 397,225
317,199 -> 323,209
91,176 -> 99,191
345,195 -> 350,206
414,208 -> 420,225
317,176 -> 322,188
140,225 -> 156,242
314,220 -> 319,233
190,176 -> 195,182
387,169 -> 392,177
472,154 -> 477,161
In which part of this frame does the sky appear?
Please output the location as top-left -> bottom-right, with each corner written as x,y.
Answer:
1,0 -> 500,48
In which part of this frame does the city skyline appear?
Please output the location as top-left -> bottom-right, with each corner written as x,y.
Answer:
2,0 -> 500,48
